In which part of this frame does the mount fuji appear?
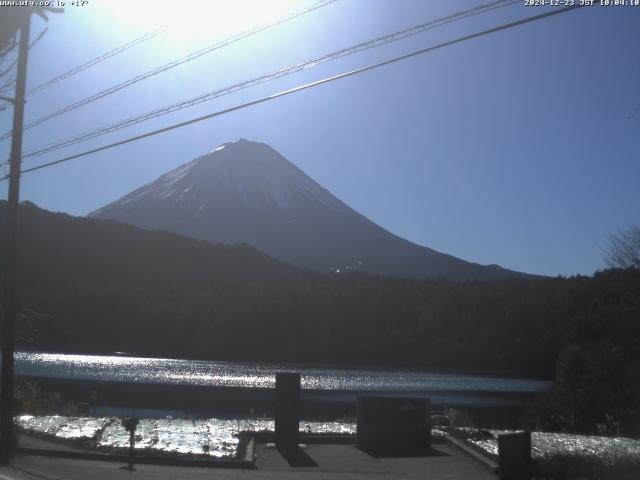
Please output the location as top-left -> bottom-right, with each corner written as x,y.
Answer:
90,139 -> 524,280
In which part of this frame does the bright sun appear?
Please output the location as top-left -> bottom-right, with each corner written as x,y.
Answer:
103,0 -> 303,46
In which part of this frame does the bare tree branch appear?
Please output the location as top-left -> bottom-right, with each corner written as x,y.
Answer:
605,225 -> 640,269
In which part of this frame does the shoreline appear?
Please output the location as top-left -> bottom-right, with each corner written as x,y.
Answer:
18,375 -> 538,425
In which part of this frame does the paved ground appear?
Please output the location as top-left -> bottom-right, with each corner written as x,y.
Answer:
0,442 -> 496,480
16,434 -> 94,452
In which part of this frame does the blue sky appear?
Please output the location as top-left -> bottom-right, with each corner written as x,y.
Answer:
0,0 -> 638,277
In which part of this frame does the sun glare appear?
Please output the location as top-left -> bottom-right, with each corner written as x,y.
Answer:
102,0 -> 302,47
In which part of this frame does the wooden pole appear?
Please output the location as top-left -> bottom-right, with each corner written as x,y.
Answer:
0,10 -> 31,464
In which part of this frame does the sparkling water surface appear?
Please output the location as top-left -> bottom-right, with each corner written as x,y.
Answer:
15,351 -> 550,393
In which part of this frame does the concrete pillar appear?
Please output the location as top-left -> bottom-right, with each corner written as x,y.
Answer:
498,431 -> 531,480
275,372 -> 300,446
356,396 -> 430,452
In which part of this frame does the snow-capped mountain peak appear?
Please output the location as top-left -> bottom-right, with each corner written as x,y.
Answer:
90,139 -> 524,280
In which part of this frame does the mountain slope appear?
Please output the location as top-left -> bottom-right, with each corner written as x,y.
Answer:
0,200 -> 302,292
91,138 -> 526,280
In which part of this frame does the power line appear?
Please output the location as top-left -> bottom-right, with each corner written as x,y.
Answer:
25,26 -> 167,97
0,74 -> 16,95
0,0 -> 338,142
0,53 -> 17,63
1,3 -> 588,182
0,57 -> 18,82
0,27 -> 47,90
21,0 -> 519,159
0,40 -> 17,59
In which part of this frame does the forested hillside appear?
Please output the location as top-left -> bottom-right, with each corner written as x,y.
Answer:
0,200 -> 304,290
19,270 -> 637,379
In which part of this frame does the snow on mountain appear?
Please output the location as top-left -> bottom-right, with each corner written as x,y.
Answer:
90,138 -> 525,280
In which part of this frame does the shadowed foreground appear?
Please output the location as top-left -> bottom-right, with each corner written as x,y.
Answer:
1,442 -> 496,480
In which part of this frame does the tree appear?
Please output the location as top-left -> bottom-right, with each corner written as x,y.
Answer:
605,224 -> 640,269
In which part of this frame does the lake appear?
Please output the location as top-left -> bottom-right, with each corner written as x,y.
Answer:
14,351 -> 551,415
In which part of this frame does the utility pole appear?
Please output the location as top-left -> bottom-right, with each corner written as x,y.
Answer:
0,10 -> 31,464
